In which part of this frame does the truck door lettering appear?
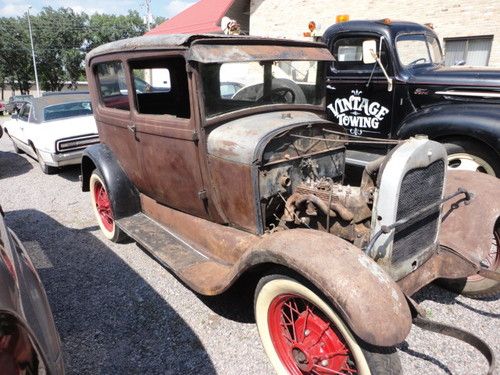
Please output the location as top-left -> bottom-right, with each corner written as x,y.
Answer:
327,90 -> 389,133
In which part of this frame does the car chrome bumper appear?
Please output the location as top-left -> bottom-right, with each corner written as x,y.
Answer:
39,149 -> 83,167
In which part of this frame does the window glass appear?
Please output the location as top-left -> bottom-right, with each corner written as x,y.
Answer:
96,61 -> 129,110
130,57 -> 189,118
331,37 -> 386,72
396,34 -> 443,67
44,101 -> 93,121
444,37 -> 492,66
201,60 -> 322,118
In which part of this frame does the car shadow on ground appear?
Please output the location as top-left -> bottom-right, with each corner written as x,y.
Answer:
0,150 -> 33,179
5,209 -> 216,375
414,283 -> 500,318
398,341 -> 453,375
136,243 -> 256,324
57,164 -> 81,182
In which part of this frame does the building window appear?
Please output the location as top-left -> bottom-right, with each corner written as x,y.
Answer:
444,36 -> 493,66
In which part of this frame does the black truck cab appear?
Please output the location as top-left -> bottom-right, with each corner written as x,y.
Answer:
323,20 -> 500,176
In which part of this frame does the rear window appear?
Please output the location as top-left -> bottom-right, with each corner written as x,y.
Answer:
44,101 -> 93,121
95,61 -> 129,111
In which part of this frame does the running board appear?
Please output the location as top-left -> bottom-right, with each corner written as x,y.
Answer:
117,213 -> 232,294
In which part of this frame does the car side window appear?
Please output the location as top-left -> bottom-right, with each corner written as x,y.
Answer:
18,103 -> 30,121
330,36 -> 389,73
95,61 -> 130,111
130,57 -> 190,118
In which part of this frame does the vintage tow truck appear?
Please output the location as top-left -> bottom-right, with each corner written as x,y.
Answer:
82,34 -> 499,374
321,19 -> 500,177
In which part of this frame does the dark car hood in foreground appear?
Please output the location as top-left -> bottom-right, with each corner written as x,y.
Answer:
408,65 -> 500,88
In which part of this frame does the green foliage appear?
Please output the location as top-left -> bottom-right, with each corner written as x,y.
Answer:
0,7 -> 162,94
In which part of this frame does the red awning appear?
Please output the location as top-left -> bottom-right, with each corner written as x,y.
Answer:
146,0 -> 235,35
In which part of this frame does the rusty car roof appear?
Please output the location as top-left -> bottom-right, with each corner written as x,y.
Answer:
86,34 -> 333,64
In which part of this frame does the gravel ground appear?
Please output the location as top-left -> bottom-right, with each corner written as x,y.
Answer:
0,115 -> 498,374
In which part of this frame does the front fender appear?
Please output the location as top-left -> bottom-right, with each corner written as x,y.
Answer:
81,144 -> 140,220
397,104 -> 500,155
440,170 -> 500,263
242,229 -> 412,347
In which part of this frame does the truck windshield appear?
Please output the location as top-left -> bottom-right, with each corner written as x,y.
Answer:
200,60 -> 323,118
396,34 -> 443,67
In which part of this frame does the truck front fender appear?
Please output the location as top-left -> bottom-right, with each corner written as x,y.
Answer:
81,144 -> 140,220
242,229 -> 412,347
397,104 -> 500,156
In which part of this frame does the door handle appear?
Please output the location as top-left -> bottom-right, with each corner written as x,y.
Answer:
326,84 -> 336,90
127,124 -> 136,134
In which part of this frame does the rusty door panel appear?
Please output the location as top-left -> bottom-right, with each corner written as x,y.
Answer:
140,194 -> 256,264
94,109 -> 153,194
208,156 -> 258,232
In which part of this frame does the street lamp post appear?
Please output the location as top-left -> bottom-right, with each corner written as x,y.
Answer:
27,6 -> 40,97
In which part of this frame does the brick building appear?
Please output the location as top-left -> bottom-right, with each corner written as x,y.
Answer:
249,0 -> 500,67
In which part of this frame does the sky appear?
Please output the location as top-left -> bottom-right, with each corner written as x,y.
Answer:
0,0 -> 198,19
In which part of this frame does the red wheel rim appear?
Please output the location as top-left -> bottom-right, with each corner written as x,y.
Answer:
268,294 -> 358,374
468,227 -> 499,282
93,180 -> 114,232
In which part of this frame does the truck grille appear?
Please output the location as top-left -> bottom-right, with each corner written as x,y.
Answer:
55,134 -> 99,153
392,160 -> 445,264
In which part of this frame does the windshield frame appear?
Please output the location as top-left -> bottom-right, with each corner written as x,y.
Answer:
199,59 -> 327,124
395,32 -> 444,69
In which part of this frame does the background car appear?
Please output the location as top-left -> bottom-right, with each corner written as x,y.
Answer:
5,95 -> 33,115
0,205 -> 64,374
2,94 -> 99,174
0,100 -> 5,116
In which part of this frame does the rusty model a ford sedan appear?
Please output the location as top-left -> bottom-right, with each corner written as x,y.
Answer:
81,34 -> 499,374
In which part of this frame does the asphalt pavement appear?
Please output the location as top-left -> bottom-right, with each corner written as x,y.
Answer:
0,114 -> 498,374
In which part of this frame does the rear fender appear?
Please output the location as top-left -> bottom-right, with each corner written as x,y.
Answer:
81,144 -> 140,220
242,229 -> 412,347
439,170 -> 500,263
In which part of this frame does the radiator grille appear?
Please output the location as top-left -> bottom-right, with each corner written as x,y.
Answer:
392,160 -> 445,264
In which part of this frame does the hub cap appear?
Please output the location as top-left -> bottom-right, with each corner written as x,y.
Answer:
268,294 -> 357,374
93,180 -> 114,232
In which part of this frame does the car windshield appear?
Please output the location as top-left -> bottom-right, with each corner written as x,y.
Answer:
396,34 -> 443,67
43,101 -> 93,121
200,60 -> 323,118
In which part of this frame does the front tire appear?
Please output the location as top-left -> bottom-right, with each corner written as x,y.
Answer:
445,140 -> 499,177
254,274 -> 401,375
89,169 -> 126,243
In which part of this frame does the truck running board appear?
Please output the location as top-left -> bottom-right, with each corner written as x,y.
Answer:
117,213 -> 233,294
413,316 -> 495,375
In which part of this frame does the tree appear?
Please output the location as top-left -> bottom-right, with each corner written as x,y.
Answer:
31,7 -> 88,92
0,16 -> 33,95
86,10 -> 148,52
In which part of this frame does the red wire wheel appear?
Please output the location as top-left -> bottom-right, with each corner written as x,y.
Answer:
93,179 -> 114,232
268,294 -> 357,374
254,276 -> 383,375
89,170 -> 124,242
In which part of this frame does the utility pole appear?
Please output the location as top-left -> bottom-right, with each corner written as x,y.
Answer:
144,0 -> 152,31
27,6 -> 40,97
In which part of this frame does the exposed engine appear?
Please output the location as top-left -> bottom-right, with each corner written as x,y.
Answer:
259,124 -> 377,248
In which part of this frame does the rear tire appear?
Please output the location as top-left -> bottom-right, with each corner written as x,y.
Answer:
444,140 -> 499,177
89,169 -> 126,243
254,274 -> 402,375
